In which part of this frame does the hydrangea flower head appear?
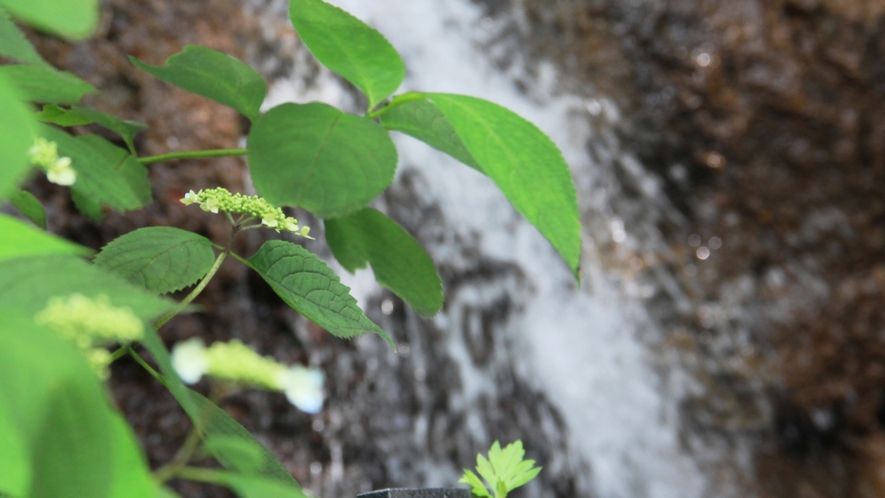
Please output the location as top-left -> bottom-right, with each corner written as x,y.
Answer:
29,137 -> 76,186
179,187 -> 313,237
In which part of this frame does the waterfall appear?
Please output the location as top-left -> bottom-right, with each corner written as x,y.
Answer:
243,0 -> 734,496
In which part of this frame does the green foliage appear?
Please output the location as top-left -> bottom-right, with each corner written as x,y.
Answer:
38,125 -> 152,214
70,106 -> 148,155
0,7 -> 47,65
460,440 -> 542,498
0,64 -> 96,104
248,102 -> 397,217
0,255 -> 173,319
0,0 -> 579,494
289,0 -> 404,110
10,189 -> 46,228
130,45 -> 267,121
248,240 -> 395,349
0,0 -> 98,39
35,104 -> 94,126
94,227 -> 216,294
422,93 -> 582,278
0,314 -> 113,497
326,207 -> 443,316
0,73 -> 34,199
380,96 -> 482,172
0,214 -> 90,262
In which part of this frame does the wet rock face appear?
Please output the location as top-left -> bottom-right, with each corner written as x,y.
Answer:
510,0 -> 885,496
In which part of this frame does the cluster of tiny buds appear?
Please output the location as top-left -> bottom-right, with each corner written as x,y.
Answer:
29,137 -> 76,186
171,338 -> 324,414
180,187 -> 313,238
35,294 -> 144,378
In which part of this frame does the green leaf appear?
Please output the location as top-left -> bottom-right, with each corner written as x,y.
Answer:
459,470 -> 491,498
0,255 -> 173,319
71,188 -> 106,222
0,7 -> 47,65
202,436 -> 265,474
107,413 -> 156,498
0,314 -> 114,498
0,73 -> 35,199
94,227 -> 216,294
179,469 -> 306,498
247,240 -> 394,349
325,207 -> 442,316
186,390 -> 299,486
38,125 -> 152,213
422,93 -> 581,278
0,64 -> 96,104
288,0 -> 404,109
138,329 -> 298,487
248,102 -> 396,218
461,440 -> 541,498
380,97 -> 481,173
35,104 -> 94,126
10,189 -> 46,228
0,214 -> 90,262
0,0 -> 99,39
130,45 -> 267,121
71,106 -> 147,155
0,396 -> 29,497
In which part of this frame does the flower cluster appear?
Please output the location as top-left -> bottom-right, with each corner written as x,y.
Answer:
180,187 -> 313,238
29,137 -> 76,186
171,338 -> 324,414
35,294 -> 145,378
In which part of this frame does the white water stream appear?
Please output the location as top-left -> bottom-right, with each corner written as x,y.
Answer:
251,0 -> 713,496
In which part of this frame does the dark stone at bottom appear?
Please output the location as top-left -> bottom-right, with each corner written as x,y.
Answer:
357,489 -> 471,498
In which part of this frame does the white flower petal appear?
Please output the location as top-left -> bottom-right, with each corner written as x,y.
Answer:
278,366 -> 324,413
171,338 -> 208,384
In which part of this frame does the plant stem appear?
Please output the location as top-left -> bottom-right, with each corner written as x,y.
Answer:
170,466 -> 230,485
138,148 -> 247,165
128,347 -> 168,388
366,91 -> 426,119
211,242 -> 251,267
153,250 -> 227,330
153,427 -> 204,483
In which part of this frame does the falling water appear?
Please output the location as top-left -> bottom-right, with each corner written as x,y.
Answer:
241,0 -> 745,496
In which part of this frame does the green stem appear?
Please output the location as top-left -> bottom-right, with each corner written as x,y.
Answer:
153,250 -> 227,330
211,242 -> 251,267
128,347 -> 168,388
153,428 -> 204,483
366,91 -> 426,119
138,148 -> 247,165
107,345 -> 129,364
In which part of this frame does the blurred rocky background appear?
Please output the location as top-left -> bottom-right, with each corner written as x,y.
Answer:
18,0 -> 885,496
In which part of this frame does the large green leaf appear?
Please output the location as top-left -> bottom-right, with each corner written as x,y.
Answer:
423,93 -> 582,278
71,106 -> 147,155
247,240 -> 393,348
0,73 -> 35,199
107,413 -> 159,498
94,227 -> 216,294
0,214 -> 90,262
381,98 -> 481,172
0,0 -> 98,39
10,189 -> 46,228
0,314 -> 113,498
0,255 -> 173,319
288,0 -> 404,110
38,125 -> 152,214
0,64 -> 96,104
326,207 -> 442,316
0,7 -> 47,65
130,45 -> 267,121
0,396 -> 29,497
248,102 -> 396,218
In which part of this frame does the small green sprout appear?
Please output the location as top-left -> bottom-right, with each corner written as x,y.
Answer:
460,440 -> 542,498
